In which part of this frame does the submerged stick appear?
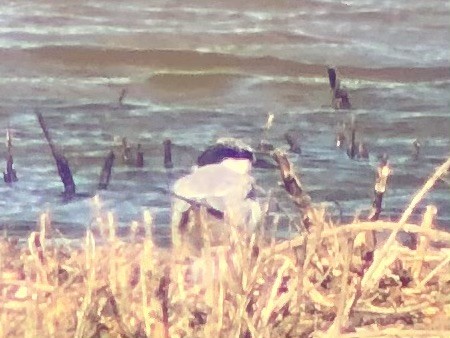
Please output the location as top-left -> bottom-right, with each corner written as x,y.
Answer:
98,150 -> 115,190
3,127 -> 18,183
163,139 -> 173,169
36,111 -> 76,197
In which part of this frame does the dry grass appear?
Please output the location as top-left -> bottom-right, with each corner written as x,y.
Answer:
1,160 -> 450,337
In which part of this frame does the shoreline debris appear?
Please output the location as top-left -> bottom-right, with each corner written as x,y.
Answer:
36,111 -> 76,197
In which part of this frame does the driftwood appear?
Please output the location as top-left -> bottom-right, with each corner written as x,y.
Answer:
98,151 -> 115,190
36,111 -> 76,197
3,128 -> 18,183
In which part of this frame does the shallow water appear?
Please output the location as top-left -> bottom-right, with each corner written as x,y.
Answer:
0,0 -> 449,243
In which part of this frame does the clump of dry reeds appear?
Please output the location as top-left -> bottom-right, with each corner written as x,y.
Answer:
1,160 -> 450,338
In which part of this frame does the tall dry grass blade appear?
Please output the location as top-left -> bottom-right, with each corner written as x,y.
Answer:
326,238 -> 354,336
143,209 -> 153,240
74,229 -> 96,338
141,238 -> 154,337
412,205 -> 437,280
322,221 -> 450,243
361,157 -> 450,293
339,328 -> 450,338
38,212 -> 47,252
260,255 -> 297,326
418,251 -> 450,288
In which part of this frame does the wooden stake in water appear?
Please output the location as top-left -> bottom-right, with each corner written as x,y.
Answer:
327,67 -> 351,110
136,143 -> 144,168
284,130 -> 302,154
163,139 -> 173,169
368,160 -> 391,221
98,150 -> 115,189
3,127 -> 18,183
36,111 -> 76,197
118,88 -> 127,106
347,116 -> 356,159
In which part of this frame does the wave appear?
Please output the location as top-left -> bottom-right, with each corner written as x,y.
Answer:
10,45 -> 449,83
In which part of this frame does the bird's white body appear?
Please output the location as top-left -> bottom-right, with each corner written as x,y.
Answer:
171,158 -> 262,247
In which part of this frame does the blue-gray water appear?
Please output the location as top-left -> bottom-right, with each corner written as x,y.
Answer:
0,0 -> 449,243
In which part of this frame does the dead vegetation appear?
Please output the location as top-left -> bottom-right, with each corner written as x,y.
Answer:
0,159 -> 449,338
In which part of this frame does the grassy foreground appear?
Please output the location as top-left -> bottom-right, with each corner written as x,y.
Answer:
1,162 -> 450,337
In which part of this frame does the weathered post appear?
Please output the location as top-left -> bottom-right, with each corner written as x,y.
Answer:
367,158 -> 391,221
327,67 -> 351,110
347,117 -> 356,159
272,150 -> 312,229
136,143 -> 144,168
36,111 -> 76,197
163,139 -> 173,169
98,150 -> 115,190
284,130 -> 302,154
413,139 -> 421,160
3,128 -> 18,183
118,88 -> 127,106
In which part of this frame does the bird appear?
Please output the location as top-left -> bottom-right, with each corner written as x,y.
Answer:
197,137 -> 276,169
172,143 -> 263,249
197,138 -> 255,167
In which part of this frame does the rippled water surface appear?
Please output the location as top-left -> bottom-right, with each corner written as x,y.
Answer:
1,0 -> 449,243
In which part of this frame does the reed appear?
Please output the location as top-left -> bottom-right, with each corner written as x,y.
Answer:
0,159 -> 449,337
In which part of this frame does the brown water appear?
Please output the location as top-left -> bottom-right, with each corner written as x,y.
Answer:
1,0 -> 449,244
